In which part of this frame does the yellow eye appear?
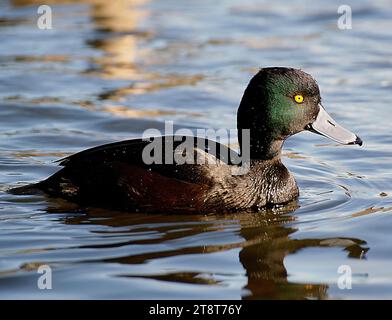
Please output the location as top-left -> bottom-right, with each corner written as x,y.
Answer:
294,94 -> 304,103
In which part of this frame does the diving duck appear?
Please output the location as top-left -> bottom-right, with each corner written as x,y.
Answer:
11,68 -> 362,213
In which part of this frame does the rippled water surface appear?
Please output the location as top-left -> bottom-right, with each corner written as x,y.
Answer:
1,0 -> 392,299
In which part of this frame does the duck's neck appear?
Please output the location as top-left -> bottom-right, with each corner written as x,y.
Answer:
238,130 -> 284,160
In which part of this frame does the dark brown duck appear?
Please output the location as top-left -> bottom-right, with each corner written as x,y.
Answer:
10,68 -> 362,213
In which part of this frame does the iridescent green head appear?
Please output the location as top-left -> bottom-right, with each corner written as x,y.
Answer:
237,67 -> 362,159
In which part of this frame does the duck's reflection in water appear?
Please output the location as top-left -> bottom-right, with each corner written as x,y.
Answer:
46,199 -> 368,299
238,207 -> 368,299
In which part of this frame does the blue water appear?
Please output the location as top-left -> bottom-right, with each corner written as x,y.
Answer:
1,0 -> 392,299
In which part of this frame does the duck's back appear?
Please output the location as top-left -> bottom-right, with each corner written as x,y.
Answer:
35,136 -> 242,213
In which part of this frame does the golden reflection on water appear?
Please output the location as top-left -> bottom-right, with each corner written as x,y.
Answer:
84,0 -> 151,81
96,74 -> 205,101
11,0 -> 205,117
30,0 -> 150,81
351,205 -> 392,218
101,104 -> 202,118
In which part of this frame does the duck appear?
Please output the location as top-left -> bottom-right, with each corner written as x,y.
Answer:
10,67 -> 362,213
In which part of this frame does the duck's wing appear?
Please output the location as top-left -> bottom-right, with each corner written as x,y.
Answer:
57,135 -> 238,167
41,136 -> 240,212
55,135 -> 239,184
56,138 -> 152,167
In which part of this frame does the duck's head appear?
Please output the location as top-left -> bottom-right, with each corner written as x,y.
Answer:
237,67 -> 362,159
